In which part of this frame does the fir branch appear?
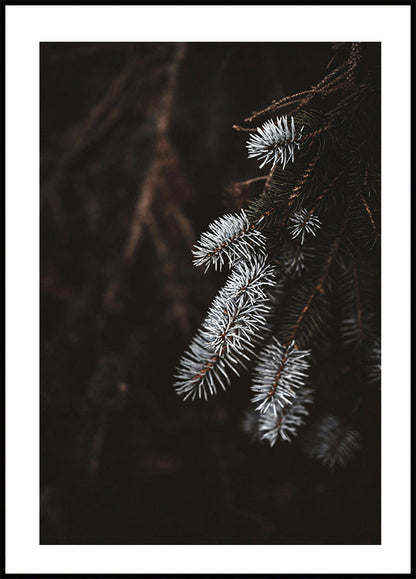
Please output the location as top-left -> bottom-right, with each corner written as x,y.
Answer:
278,280 -> 329,350
242,43 -> 361,122
282,242 -> 315,278
222,256 -> 277,305
306,166 -> 346,217
235,111 -> 329,146
258,387 -> 314,446
286,155 -> 320,210
176,256 -> 276,400
251,338 -> 311,414
246,116 -> 304,170
204,256 -> 276,355
338,249 -> 380,348
288,208 -> 322,244
349,194 -> 380,250
174,329 -> 251,401
305,415 -> 361,468
347,159 -> 380,201
243,90 -> 314,123
330,78 -> 380,140
246,156 -> 320,236
192,209 -> 266,272
286,207 -> 350,346
205,291 -> 271,356
175,44 -> 379,473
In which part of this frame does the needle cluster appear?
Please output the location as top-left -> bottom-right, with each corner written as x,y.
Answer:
251,338 -> 311,414
246,115 -> 304,169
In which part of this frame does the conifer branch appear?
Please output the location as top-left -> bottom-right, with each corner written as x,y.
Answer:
305,415 -> 361,468
246,116 -> 304,170
175,330 -> 237,401
287,207 -> 350,345
283,243 -> 315,278
175,43 -> 379,474
244,90 -> 314,123
306,166 -> 347,218
176,256 -> 276,400
258,387 -> 314,446
242,43 -> 361,123
205,291 -> 271,356
247,156 -> 320,235
251,338 -> 311,414
288,208 -> 322,244
340,250 -> 380,347
286,156 -> 320,210
222,257 -> 277,304
192,210 -> 266,272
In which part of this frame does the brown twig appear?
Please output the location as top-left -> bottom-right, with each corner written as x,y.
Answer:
235,175 -> 268,187
238,43 -> 361,126
232,124 -> 257,133
122,43 -> 187,264
266,350 -> 289,402
248,156 -> 318,235
287,155 -> 320,210
359,194 -> 381,239
244,90 -> 314,123
224,176 -> 268,212
102,43 -> 187,311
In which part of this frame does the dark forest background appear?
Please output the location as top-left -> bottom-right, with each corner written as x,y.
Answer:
40,42 -> 380,545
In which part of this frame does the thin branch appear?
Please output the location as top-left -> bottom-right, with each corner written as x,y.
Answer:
122,43 -> 187,263
235,175 -> 268,187
244,90 -> 314,123
359,193 -> 381,239
102,43 -> 187,311
250,156 -> 319,234
287,155 -> 320,209
288,204 -> 351,344
232,124 -> 258,133
238,43 -> 361,125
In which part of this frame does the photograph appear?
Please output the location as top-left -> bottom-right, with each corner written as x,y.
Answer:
40,40 -> 382,546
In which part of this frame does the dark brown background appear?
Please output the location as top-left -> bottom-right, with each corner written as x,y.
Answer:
40,42 -> 380,545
